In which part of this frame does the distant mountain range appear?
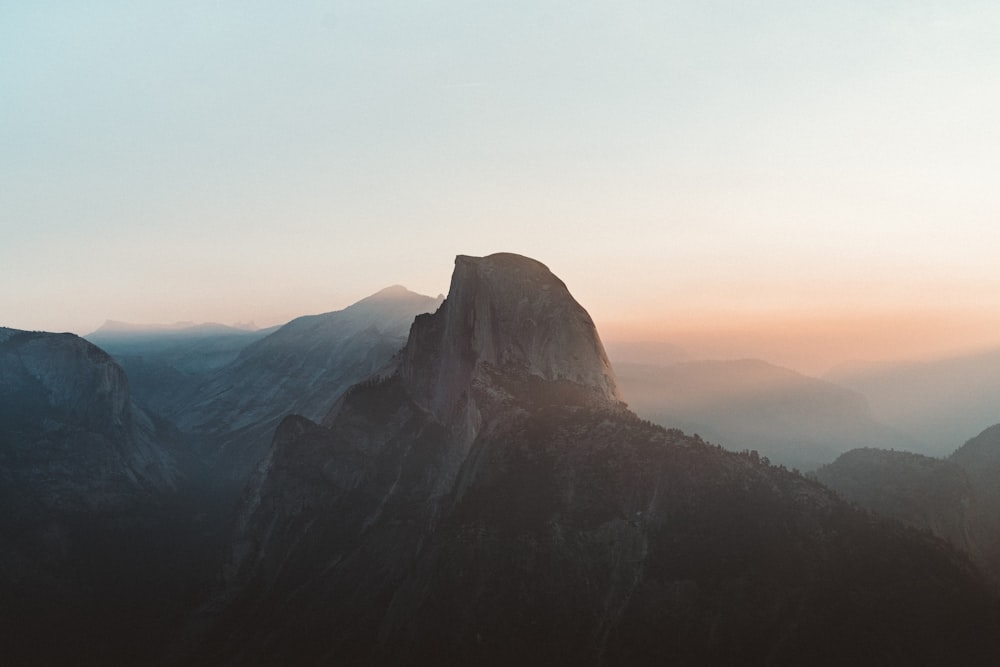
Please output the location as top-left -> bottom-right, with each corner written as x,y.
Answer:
614,358 -> 918,471
85,287 -> 442,481
160,285 -> 443,479
826,349 -> 1000,454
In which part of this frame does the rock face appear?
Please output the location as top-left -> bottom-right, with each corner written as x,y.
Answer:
189,253 -> 1000,665
399,254 -> 620,421
0,328 -> 180,510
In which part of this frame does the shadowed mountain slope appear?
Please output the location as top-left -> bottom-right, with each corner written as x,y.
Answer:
814,424 -> 1000,585
815,448 -> 978,556
0,327 -> 203,664
161,286 -> 443,480
952,424 -> 1000,580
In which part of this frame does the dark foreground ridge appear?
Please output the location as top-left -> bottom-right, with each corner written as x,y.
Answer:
187,254 -> 1000,666
0,327 -> 204,665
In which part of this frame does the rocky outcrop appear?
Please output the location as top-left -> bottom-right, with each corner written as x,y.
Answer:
401,254 -> 619,410
394,253 -> 619,445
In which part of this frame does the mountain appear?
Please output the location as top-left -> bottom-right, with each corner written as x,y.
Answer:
0,327 -> 205,664
158,285 -> 443,480
814,425 -> 1000,584
951,424 -> 1000,580
815,448 -> 978,556
86,321 -> 277,416
826,349 -> 1000,454
187,254 -> 1000,665
0,327 -> 182,510
615,359 -> 917,471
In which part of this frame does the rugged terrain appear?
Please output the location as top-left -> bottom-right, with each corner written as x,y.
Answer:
817,424 -> 1000,585
187,254 -> 1000,665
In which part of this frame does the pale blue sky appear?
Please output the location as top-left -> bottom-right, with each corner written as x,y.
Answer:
3,1 -> 1000,367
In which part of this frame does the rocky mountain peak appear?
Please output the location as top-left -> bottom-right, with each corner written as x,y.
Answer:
399,253 -> 620,425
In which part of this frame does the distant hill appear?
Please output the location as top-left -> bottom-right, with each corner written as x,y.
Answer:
86,321 -> 277,414
826,348 -> 1000,454
951,425 -> 1000,580
816,424 -> 1000,584
615,359 -> 918,472
156,285 -> 443,480
815,448 -> 978,556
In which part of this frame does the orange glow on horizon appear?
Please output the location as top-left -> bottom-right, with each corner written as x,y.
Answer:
596,306 -> 1000,376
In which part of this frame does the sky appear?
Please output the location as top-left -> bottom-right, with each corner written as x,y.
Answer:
3,1 -> 1000,374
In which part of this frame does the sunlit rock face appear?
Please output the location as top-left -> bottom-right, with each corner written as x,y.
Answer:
399,253 -> 620,427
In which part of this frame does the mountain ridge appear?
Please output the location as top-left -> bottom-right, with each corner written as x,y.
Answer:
188,253 -> 1000,665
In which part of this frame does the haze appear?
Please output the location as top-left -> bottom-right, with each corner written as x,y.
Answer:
4,2 -> 999,375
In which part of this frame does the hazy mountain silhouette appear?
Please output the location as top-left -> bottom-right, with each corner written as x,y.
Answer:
153,285 -> 442,481
826,349 -> 1000,454
86,321 -> 277,417
615,359 -> 917,471
185,254 -> 1000,666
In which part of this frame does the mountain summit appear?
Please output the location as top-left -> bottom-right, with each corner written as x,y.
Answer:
399,253 -> 620,427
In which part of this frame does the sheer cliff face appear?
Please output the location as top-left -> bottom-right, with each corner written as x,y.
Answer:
399,253 -> 620,428
1,328 -> 130,431
0,328 -> 180,508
